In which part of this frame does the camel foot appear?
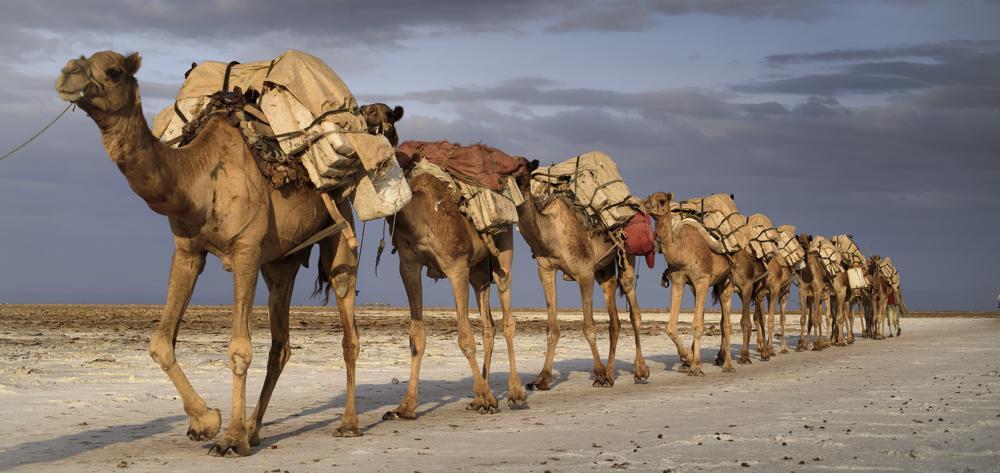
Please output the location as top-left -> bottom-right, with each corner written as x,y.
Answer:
780,347 -> 789,354
812,345 -> 824,352
382,408 -> 416,421
686,367 -> 705,377
847,337 -> 855,345
738,356 -> 752,365
467,391 -> 499,414
332,425 -> 363,437
633,362 -> 651,383
187,408 -> 222,442
208,426 -> 252,458
592,375 -> 614,387
507,385 -> 528,409
714,357 -> 725,367
721,363 -> 736,373
526,373 -> 552,391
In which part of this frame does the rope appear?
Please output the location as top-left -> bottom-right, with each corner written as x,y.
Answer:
0,103 -> 74,162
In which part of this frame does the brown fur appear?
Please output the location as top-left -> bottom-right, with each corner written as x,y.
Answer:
56,51 -> 364,456
754,255 -> 796,356
516,170 -> 650,389
645,192 -> 736,376
867,255 -> 891,339
382,165 -> 530,419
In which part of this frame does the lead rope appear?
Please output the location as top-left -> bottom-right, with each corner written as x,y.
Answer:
0,103 -> 74,161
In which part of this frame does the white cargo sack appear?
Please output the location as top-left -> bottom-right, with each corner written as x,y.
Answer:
531,151 -> 642,230
847,267 -> 868,289
670,194 -> 750,254
411,161 -> 522,234
151,49 -> 411,221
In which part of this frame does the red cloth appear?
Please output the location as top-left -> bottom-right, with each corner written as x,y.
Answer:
887,291 -> 896,305
396,140 -> 526,191
624,211 -> 656,269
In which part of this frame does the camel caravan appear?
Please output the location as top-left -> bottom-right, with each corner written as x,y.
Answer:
54,50 -> 905,456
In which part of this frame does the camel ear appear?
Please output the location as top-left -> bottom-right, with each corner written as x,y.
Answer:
391,105 -> 404,122
124,52 -> 141,76
665,192 -> 673,202
730,193 -> 735,201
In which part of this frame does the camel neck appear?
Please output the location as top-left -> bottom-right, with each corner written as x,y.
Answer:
514,191 -> 550,250
90,100 -> 193,217
653,212 -> 674,255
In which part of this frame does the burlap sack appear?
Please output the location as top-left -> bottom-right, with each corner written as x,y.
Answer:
532,151 -> 643,230
810,236 -> 845,278
775,225 -> 805,268
831,235 -> 867,267
669,194 -> 749,254
747,213 -> 780,260
410,160 -> 521,234
879,257 -> 901,289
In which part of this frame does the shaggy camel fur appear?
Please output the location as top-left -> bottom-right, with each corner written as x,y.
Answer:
57,51 -> 364,456
383,165 -> 534,418
515,178 -> 650,390
867,256 -> 891,340
754,254 -> 796,356
645,192 -> 736,376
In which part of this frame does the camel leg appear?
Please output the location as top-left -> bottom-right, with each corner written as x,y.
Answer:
796,289 -> 808,352
811,292 -> 824,351
328,227 -> 362,437
384,259 -> 425,420
471,268 -> 496,383
148,246 -> 221,443
579,274 -> 611,387
622,271 -> 650,382
718,283 -> 737,373
491,231 -> 526,408
835,292 -> 848,346
667,274 -> 693,368
846,300 -> 856,344
779,291 -> 790,354
738,288 -> 753,365
688,280 -> 709,376
598,270 -> 622,387
757,289 -> 773,360
527,258 -> 559,391
448,268 -> 498,413
248,257 -> 299,447
209,245 -> 260,457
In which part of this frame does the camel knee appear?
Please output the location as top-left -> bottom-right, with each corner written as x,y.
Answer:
408,335 -> 425,357
457,334 -> 477,359
342,331 -> 360,360
228,337 -> 252,376
582,323 -> 598,342
270,338 -> 291,367
502,317 -> 516,338
331,272 -> 355,299
149,335 -> 176,371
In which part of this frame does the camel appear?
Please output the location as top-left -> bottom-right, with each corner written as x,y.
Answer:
794,235 -> 828,351
725,246 -> 769,365
381,162 -> 534,419
644,192 -> 736,376
514,176 -> 650,390
56,51 -> 366,457
754,252 -> 796,356
867,255 -> 890,340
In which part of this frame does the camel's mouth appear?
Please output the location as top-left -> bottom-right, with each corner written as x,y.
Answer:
56,87 -> 87,103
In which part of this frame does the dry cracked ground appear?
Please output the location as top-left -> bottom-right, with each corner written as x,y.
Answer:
0,304 -> 998,472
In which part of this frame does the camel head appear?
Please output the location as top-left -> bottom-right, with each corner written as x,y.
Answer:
513,157 -> 540,190
643,192 -> 673,220
359,103 -> 404,147
56,51 -> 141,116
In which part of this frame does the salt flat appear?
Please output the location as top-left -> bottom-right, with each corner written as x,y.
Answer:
0,305 -> 997,472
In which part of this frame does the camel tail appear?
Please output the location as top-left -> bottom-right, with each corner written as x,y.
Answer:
312,262 -> 333,306
711,280 -> 726,306
897,287 -> 909,315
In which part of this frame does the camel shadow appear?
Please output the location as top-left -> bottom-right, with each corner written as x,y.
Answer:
0,415 -> 186,471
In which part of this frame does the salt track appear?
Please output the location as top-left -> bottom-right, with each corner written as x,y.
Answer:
0,306 -> 998,472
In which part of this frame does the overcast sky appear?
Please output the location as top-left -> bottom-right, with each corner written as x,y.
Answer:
1,0 -> 998,311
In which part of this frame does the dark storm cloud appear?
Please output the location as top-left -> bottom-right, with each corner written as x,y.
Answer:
0,0 -> 916,42
765,40 -> 1000,65
737,41 -> 1000,98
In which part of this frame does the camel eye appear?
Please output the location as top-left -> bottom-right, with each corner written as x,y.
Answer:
106,68 -> 123,81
